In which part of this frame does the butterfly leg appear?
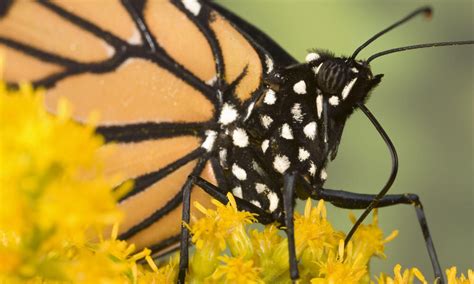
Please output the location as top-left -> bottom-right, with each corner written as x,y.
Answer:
312,187 -> 444,284
177,174 -> 273,284
282,172 -> 299,281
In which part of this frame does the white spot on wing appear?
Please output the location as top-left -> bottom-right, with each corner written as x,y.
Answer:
342,78 -> 358,100
281,123 -> 294,140
273,155 -> 290,174
303,122 -> 317,140
201,130 -> 217,151
316,95 -> 323,118
268,192 -> 279,212
260,115 -> 273,129
291,103 -> 304,123
182,0 -> 201,16
265,54 -> 274,74
305,52 -> 320,62
264,89 -> 277,105
128,29 -> 142,45
206,75 -> 217,86
103,43 -> 115,57
232,164 -> 247,180
329,96 -> 340,106
261,140 -> 269,153
232,186 -> 243,199
298,148 -> 310,161
232,128 -> 249,148
219,103 -> 238,125
293,80 -> 307,94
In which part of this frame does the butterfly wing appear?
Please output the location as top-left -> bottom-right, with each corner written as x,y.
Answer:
0,0 -> 293,252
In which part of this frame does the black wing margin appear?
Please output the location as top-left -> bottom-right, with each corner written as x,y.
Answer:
209,1 -> 298,67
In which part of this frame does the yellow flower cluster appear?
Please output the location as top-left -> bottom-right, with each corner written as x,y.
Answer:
183,192 -> 399,284
0,79 -> 168,283
182,194 -> 474,284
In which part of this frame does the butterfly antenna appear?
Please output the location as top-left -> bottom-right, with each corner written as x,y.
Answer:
351,6 -> 432,59
367,40 -> 474,63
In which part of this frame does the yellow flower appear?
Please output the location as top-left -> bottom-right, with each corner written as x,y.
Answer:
349,209 -> 398,263
188,193 -> 257,280
373,264 -> 427,284
272,199 -> 342,280
210,255 -> 263,284
445,266 -> 474,284
0,80 -> 123,281
311,240 -> 367,284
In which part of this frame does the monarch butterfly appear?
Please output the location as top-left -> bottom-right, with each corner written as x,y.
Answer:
1,1 -> 472,283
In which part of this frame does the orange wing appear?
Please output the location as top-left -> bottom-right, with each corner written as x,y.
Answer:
0,0 -> 270,251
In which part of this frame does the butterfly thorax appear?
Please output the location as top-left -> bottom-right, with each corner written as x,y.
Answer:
209,51 -> 382,220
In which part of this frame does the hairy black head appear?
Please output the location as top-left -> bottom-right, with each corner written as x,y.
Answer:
306,51 -> 383,118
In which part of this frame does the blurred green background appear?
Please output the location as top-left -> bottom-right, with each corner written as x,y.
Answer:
217,0 -> 473,280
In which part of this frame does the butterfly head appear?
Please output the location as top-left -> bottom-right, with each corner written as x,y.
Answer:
305,51 -> 383,115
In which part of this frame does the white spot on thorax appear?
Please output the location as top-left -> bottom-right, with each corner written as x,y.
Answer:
316,95 -> 323,118
351,67 -> 359,73
182,0 -> 201,16
232,186 -> 243,199
313,63 -> 324,74
264,89 -> 277,105
303,122 -> 317,140
232,128 -> 249,148
293,80 -> 307,94
244,102 -> 255,121
261,140 -> 269,153
251,200 -> 262,208
219,148 -> 227,165
309,162 -> 317,176
265,54 -> 274,74
201,130 -> 217,151
255,183 -> 268,194
273,155 -> 290,174
219,103 -> 238,125
305,52 -> 320,62
320,168 -> 328,180
232,164 -> 247,180
281,123 -> 294,140
342,78 -> 358,100
329,96 -> 340,106
260,115 -> 273,129
268,192 -> 279,212
298,148 -> 310,161
291,103 -> 304,123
